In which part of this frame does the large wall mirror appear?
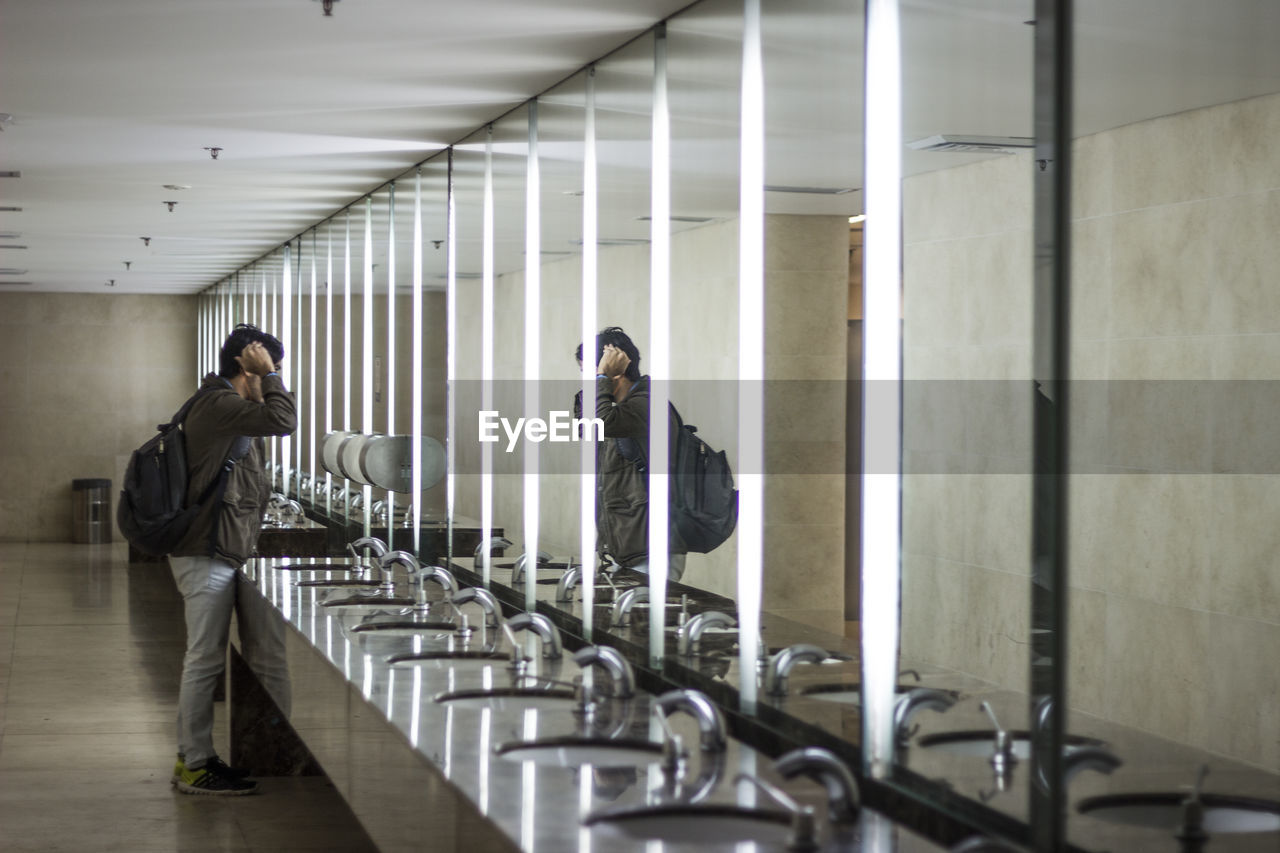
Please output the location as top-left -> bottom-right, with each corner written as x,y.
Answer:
191,0 -> 1280,848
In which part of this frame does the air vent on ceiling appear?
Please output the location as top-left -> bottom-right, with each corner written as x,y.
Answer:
0,281 -> 32,286
907,135 -> 1034,154
0,232 -> 21,239
0,206 -> 22,212
0,171 -> 20,178
0,245 -> 27,249
762,183 -> 855,193
0,268 -> 29,274
635,215 -> 715,224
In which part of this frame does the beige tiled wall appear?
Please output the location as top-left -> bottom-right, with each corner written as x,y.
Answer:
454,215 -> 847,616
900,91 -> 1280,771
0,293 -> 196,542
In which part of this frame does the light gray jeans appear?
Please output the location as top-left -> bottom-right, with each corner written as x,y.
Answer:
170,555 -> 291,768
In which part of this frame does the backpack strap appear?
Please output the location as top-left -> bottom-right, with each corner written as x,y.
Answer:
160,385 -> 219,431
204,436 -> 254,557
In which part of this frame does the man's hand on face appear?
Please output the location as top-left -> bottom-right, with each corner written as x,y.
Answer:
235,341 -> 276,377
597,344 -> 630,378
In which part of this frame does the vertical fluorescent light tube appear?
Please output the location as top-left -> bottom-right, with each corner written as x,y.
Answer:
861,0 -> 904,780
281,244 -> 293,498
580,67 -> 599,642
737,0 -> 765,713
524,100 -> 542,614
444,155 -> 456,561
648,25 -> 671,668
270,262 -> 278,484
363,197 -> 374,537
481,129 -> 495,588
413,169 -> 425,554
343,212 -> 352,509
386,183 -> 397,536
310,231 -> 318,501
326,224 -> 334,515
295,239 -> 304,492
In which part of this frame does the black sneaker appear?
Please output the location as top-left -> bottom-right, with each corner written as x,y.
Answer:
204,756 -> 252,780
172,759 -> 258,796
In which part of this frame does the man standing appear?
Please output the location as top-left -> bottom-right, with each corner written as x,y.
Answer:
169,323 -> 296,795
581,327 -> 686,581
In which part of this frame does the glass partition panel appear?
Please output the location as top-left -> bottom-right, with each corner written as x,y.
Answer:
417,158 -> 450,547
451,129 -> 492,584
1067,4 -> 1280,851
896,0 -> 1035,822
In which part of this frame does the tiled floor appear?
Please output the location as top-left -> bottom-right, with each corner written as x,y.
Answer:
0,542 -> 378,852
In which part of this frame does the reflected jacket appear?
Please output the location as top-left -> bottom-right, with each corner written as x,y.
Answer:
170,372 -> 297,567
593,375 -> 685,568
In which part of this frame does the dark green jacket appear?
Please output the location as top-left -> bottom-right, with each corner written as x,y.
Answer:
171,372 -> 296,566
594,375 -> 685,568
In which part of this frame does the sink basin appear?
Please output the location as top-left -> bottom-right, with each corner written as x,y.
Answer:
916,730 -> 1104,760
799,682 -> 954,705
495,736 -> 663,768
583,804 -> 793,845
435,686 -> 578,711
385,649 -> 511,670
348,619 -> 457,639
320,595 -> 415,613
271,562 -> 364,572
1078,793 -> 1280,834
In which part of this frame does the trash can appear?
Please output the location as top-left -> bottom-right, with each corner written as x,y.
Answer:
72,478 -> 112,544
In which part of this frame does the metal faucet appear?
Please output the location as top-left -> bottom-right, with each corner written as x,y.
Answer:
473,536 -> 512,567
949,837 -> 1025,852
892,688 -> 958,748
505,612 -> 563,660
554,565 -> 582,601
773,746 -> 861,824
511,549 -> 554,583
416,565 -> 459,613
677,610 -> 736,656
763,643 -> 829,696
610,586 -> 649,627
379,549 -> 419,594
452,587 -> 502,628
571,645 -> 636,699
347,536 -> 388,566
653,689 -> 727,754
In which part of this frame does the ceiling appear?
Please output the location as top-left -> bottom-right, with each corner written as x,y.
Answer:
4,0 -> 1280,295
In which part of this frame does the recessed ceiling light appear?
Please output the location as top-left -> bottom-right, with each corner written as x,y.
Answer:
907,135 -> 1034,154
163,184 -> 191,191
764,185 -> 855,195
848,215 -> 866,224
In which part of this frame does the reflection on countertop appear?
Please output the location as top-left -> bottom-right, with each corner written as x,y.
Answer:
239,556 -> 950,853
441,555 -> 1280,853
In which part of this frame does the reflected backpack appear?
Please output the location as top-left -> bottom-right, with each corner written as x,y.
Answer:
117,388 -> 247,556
631,402 -> 739,554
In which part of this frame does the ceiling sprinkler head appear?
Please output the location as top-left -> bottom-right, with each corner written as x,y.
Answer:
164,201 -> 177,212
140,236 -> 151,247
123,261 -> 131,271
203,147 -> 222,160
316,0 -> 338,15
106,279 -> 116,287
